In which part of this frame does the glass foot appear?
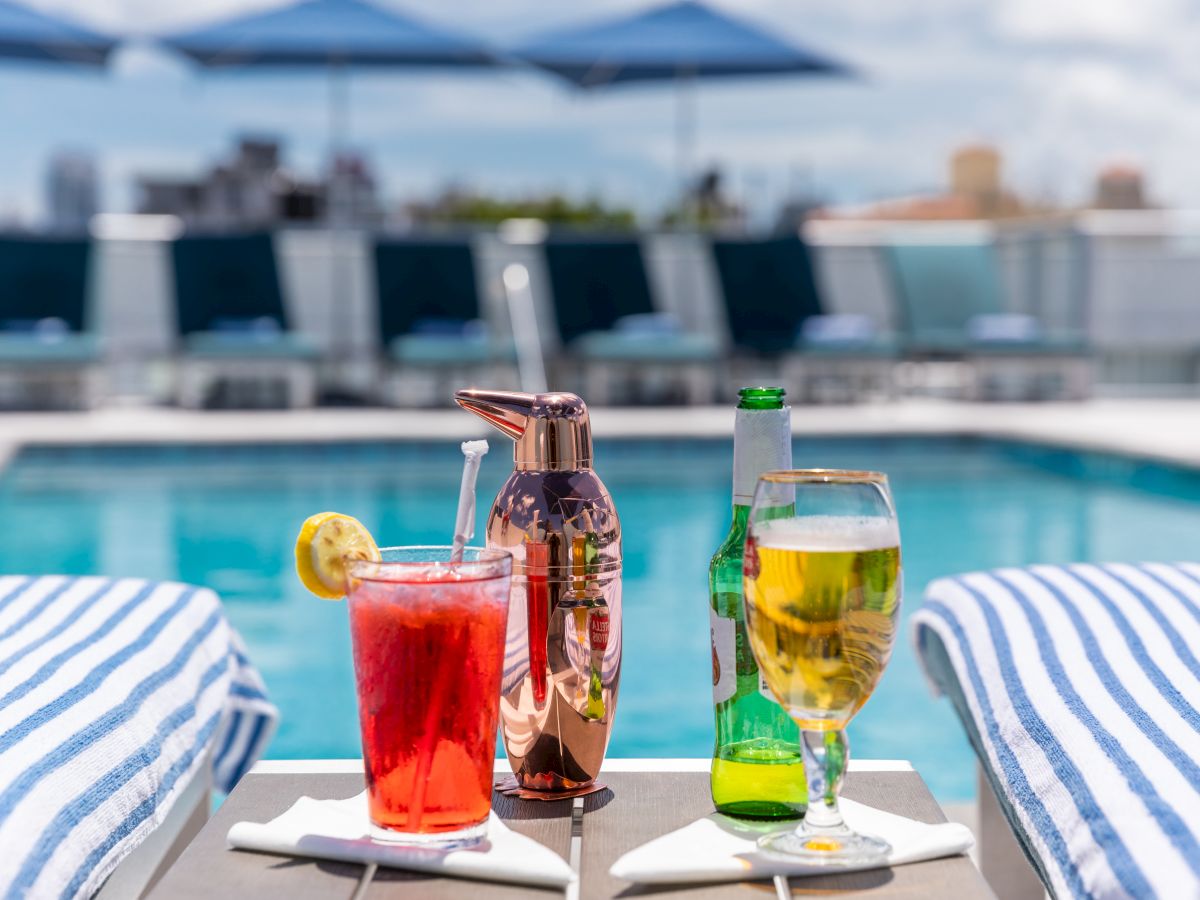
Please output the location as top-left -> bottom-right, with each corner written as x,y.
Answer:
369,818 -> 486,850
758,828 -> 891,866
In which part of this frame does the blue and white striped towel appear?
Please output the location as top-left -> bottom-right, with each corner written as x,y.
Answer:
0,575 -> 277,900
912,562 -> 1200,900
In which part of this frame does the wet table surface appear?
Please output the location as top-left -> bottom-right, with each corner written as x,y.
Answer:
147,760 -> 994,899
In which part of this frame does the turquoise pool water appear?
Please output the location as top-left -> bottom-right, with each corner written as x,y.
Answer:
4,436 -> 1200,802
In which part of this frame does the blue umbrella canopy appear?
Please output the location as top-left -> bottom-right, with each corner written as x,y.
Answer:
514,0 -> 850,88
514,1 -> 852,218
0,0 -> 116,66
162,0 -> 496,68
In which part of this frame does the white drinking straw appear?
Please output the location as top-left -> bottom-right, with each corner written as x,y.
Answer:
450,439 -> 489,562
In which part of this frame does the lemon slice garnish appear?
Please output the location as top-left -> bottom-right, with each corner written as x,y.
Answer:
295,512 -> 380,599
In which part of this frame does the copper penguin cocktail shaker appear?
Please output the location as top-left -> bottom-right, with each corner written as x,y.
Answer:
455,388 -> 621,795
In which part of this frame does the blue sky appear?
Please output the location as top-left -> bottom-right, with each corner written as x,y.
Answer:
2,0 -> 1196,222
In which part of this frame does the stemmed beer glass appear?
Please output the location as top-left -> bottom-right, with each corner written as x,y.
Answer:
743,470 -> 902,864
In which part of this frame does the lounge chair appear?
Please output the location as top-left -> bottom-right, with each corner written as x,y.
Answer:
711,234 -> 898,402
0,234 -> 102,409
170,232 -> 318,408
373,237 -> 516,405
0,574 -> 276,900
541,235 -> 720,405
881,239 -> 1091,400
914,563 -> 1200,899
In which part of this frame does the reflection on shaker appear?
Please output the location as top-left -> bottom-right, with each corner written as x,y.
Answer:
562,531 -> 608,721
525,526 -> 550,709
586,606 -> 609,720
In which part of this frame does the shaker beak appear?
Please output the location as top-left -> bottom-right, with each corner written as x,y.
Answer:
454,389 -> 536,440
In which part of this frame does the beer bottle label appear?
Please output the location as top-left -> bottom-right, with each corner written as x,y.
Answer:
733,408 -> 790,507
710,608 -> 736,705
759,670 -> 778,703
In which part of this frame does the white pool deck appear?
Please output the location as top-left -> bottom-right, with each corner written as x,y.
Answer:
0,399 -> 1197,472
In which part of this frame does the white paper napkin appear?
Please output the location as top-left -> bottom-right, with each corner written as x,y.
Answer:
610,797 -> 974,885
227,792 -> 575,889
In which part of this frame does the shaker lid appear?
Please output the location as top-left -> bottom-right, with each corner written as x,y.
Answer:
455,388 -> 592,470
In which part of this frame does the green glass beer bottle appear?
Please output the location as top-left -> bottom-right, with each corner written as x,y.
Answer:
709,387 -> 806,818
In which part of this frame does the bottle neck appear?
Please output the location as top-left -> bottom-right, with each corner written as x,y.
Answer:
732,406 -> 791,507
727,502 -> 751,534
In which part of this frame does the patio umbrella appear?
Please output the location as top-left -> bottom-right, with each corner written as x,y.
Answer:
160,0 -> 500,376
513,0 -> 852,215
0,0 -> 116,67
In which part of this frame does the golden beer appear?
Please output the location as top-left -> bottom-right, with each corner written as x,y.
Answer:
744,516 -> 901,731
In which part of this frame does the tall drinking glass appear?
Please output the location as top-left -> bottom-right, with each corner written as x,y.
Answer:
743,471 -> 901,864
345,546 -> 512,848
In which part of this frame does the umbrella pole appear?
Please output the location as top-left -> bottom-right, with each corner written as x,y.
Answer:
675,68 -> 696,225
326,59 -> 351,396
669,69 -> 709,399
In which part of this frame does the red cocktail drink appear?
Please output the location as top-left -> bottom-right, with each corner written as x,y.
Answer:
346,546 -> 512,847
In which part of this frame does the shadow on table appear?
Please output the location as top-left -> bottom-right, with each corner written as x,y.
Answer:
370,866 -> 564,895
583,787 -> 616,813
268,856 -> 364,881
492,790 -> 594,820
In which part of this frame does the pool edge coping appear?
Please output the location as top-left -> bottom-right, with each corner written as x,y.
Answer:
0,399 -> 1197,472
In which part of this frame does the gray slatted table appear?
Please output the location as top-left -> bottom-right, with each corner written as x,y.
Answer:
147,760 -> 993,899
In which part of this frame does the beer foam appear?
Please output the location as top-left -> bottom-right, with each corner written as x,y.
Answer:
752,515 -> 899,552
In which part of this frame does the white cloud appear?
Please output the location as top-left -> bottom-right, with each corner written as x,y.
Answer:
994,0 -> 1184,44
1004,59 -> 1200,205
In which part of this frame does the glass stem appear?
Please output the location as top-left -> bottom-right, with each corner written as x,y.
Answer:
800,729 -> 849,832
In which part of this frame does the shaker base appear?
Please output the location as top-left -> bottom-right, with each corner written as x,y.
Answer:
494,774 -> 608,801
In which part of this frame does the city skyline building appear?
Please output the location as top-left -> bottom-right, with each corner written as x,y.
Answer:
134,136 -> 381,229
813,143 -> 1147,222
1094,164 -> 1149,210
45,150 -> 99,232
